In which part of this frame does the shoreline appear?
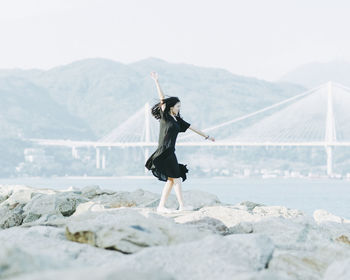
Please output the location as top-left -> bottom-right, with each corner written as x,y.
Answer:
1,175 -> 349,180
0,184 -> 350,279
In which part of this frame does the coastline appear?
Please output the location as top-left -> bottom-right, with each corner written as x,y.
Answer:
0,184 -> 349,279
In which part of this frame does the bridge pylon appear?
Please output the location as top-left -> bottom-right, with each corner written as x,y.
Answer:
324,81 -> 336,177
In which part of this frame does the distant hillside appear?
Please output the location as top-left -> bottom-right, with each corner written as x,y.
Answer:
0,76 -> 94,139
0,57 -> 306,139
278,59 -> 350,88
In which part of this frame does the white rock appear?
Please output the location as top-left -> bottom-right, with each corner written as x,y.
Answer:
174,205 -> 257,228
312,209 -> 350,244
323,258 -> 350,280
0,226 -> 121,279
79,185 -> 115,199
73,201 -> 106,215
91,188 -> 222,210
92,188 -> 160,208
23,192 -> 89,218
0,244 -> 65,279
313,209 -> 350,224
1,185 -> 350,280
253,205 -> 304,219
268,244 -> 350,280
8,266 -> 174,280
65,207 -> 210,254
104,233 -> 275,280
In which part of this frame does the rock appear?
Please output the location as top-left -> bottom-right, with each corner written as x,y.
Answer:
235,201 -> 265,212
8,266 -> 174,280
22,212 -> 42,224
106,233 -> 275,279
0,244 -> 64,279
73,201 -> 106,215
246,216 -> 327,250
174,205 -> 253,226
0,185 -> 89,228
20,234 -> 271,280
92,189 -> 222,210
0,203 -> 25,229
252,205 -> 305,219
323,258 -> 350,280
65,208 -> 210,254
23,192 -> 89,220
0,225 -> 121,279
268,243 -> 350,280
1,184 -> 350,280
179,216 -> 232,235
4,188 -> 33,206
0,185 -> 56,207
92,188 -> 159,208
80,185 -> 115,199
174,204 -> 307,237
312,209 -> 350,245
313,209 -> 350,224
176,189 -> 222,209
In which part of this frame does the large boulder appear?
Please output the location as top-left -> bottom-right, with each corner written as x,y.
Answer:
323,258 -> 350,280
91,188 -> 222,210
0,185 -> 89,228
105,233 -> 275,279
0,225 -> 121,279
23,192 -> 89,219
65,207 -> 211,254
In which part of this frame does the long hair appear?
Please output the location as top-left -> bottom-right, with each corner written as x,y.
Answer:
151,96 -> 183,120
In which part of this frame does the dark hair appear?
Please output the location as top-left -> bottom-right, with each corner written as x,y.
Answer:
151,96 -> 182,120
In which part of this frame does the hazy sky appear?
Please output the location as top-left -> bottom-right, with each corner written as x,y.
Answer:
1,0 -> 349,81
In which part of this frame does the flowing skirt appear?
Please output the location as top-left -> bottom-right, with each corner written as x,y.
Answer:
145,146 -> 189,182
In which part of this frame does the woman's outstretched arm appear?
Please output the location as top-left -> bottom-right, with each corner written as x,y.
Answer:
151,72 -> 165,102
188,125 -> 215,141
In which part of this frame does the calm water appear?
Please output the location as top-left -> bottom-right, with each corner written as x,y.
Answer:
1,176 -> 349,219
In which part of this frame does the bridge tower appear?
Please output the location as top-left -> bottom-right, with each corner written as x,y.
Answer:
95,147 -> 106,169
325,81 -> 336,176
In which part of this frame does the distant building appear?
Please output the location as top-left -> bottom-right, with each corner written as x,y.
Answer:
24,148 -> 54,164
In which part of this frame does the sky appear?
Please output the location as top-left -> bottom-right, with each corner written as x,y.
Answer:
0,0 -> 349,81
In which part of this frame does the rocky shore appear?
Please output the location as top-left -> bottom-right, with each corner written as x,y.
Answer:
0,184 -> 349,280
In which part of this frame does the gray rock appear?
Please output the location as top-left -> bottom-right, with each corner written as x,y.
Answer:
0,225 -> 121,279
65,207 -> 210,254
0,202 -> 26,229
323,258 -> 350,280
105,233 -> 275,280
80,185 -> 115,199
8,266 -> 174,280
23,192 -> 89,220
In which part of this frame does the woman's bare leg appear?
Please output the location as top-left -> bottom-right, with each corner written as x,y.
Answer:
173,178 -> 185,208
157,178 -> 174,210
173,177 -> 194,211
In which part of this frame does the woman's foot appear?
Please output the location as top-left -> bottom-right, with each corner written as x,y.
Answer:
178,205 -> 194,211
156,206 -> 174,213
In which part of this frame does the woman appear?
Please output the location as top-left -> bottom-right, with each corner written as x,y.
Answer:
145,72 -> 215,213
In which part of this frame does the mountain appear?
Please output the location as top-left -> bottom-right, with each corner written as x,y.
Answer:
0,57 -> 306,139
278,59 -> 350,88
0,76 -> 94,139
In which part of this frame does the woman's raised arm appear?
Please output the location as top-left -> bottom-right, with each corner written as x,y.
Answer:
151,72 -> 165,102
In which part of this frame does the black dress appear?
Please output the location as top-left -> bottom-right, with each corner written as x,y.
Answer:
145,108 -> 191,182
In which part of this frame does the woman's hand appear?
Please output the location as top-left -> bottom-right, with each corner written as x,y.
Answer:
150,72 -> 159,82
205,135 -> 215,141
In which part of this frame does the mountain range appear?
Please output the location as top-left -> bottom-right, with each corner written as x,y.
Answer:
278,59 -> 350,88
0,57 -> 305,140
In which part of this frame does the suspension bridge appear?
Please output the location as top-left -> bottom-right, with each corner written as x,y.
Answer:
28,81 -> 350,176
